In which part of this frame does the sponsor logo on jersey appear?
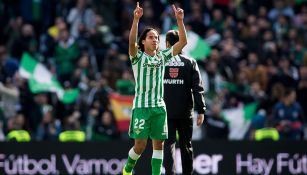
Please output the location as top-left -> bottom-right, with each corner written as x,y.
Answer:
143,60 -> 163,68
169,68 -> 179,78
165,60 -> 184,67
164,79 -> 184,84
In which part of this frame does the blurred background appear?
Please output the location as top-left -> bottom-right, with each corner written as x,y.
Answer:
0,0 -> 307,143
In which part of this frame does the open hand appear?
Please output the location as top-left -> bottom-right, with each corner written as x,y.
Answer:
134,2 -> 143,19
172,4 -> 184,20
197,114 -> 204,126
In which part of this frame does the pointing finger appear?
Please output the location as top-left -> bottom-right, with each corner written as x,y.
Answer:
172,4 -> 176,12
137,2 -> 139,7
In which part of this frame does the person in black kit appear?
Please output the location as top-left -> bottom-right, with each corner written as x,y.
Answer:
163,30 -> 206,175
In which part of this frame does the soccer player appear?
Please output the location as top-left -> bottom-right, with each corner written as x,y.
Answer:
122,2 -> 187,175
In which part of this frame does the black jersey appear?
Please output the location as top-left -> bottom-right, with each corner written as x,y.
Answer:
164,54 -> 206,118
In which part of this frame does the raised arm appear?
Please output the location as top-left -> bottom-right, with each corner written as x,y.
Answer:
172,4 -> 187,56
129,2 -> 143,57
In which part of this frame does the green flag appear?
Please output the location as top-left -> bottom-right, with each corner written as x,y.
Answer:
222,102 -> 258,140
19,53 -> 79,104
185,31 -> 211,60
160,31 -> 211,60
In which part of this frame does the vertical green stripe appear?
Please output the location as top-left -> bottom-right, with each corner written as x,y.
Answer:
164,54 -> 172,61
135,57 -> 142,108
132,51 -> 142,65
148,67 -> 153,107
161,48 -> 170,54
141,59 -> 148,107
159,64 -> 164,105
161,48 -> 173,62
155,67 -> 159,106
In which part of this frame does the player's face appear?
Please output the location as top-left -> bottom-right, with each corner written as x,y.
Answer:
143,30 -> 159,51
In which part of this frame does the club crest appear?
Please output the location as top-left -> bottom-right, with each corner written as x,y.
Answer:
169,68 -> 179,78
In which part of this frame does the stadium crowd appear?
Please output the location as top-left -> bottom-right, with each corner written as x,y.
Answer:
0,0 -> 306,141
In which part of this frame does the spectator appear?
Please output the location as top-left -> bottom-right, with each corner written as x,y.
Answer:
186,1 -> 207,37
103,44 -> 127,89
59,111 -> 85,142
277,57 -> 299,84
6,113 -> 31,142
0,45 -> 19,80
272,88 -> 305,140
245,52 -> 268,90
0,119 -> 4,141
36,105 -> 61,141
205,103 -> 229,139
250,109 -> 267,132
26,93 -> 49,134
273,15 -> 290,45
0,46 -> 20,120
67,0 -> 96,38
116,70 -> 135,95
297,8 -> 307,47
200,60 -> 223,100
71,52 -> 95,88
92,110 -> 118,141
89,14 -> 113,70
40,17 -> 67,58
0,78 -> 19,120
54,28 -> 80,83
87,76 -> 112,113
3,17 -> 23,53
210,9 -> 224,34
11,24 -> 37,60
204,28 -> 222,47
268,0 -> 294,21
296,66 -> 307,120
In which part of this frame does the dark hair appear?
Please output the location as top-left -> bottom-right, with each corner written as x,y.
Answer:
166,30 -> 179,46
138,27 -> 159,52
283,88 -> 295,97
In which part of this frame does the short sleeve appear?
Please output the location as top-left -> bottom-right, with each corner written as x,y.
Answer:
130,50 -> 143,65
161,47 -> 173,62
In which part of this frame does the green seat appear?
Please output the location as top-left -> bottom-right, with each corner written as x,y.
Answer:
255,128 -> 279,141
59,130 -> 86,142
7,130 -> 31,142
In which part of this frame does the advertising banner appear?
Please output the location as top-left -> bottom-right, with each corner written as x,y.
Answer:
0,141 -> 306,175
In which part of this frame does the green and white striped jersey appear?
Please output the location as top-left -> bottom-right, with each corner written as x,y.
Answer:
130,47 -> 173,108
